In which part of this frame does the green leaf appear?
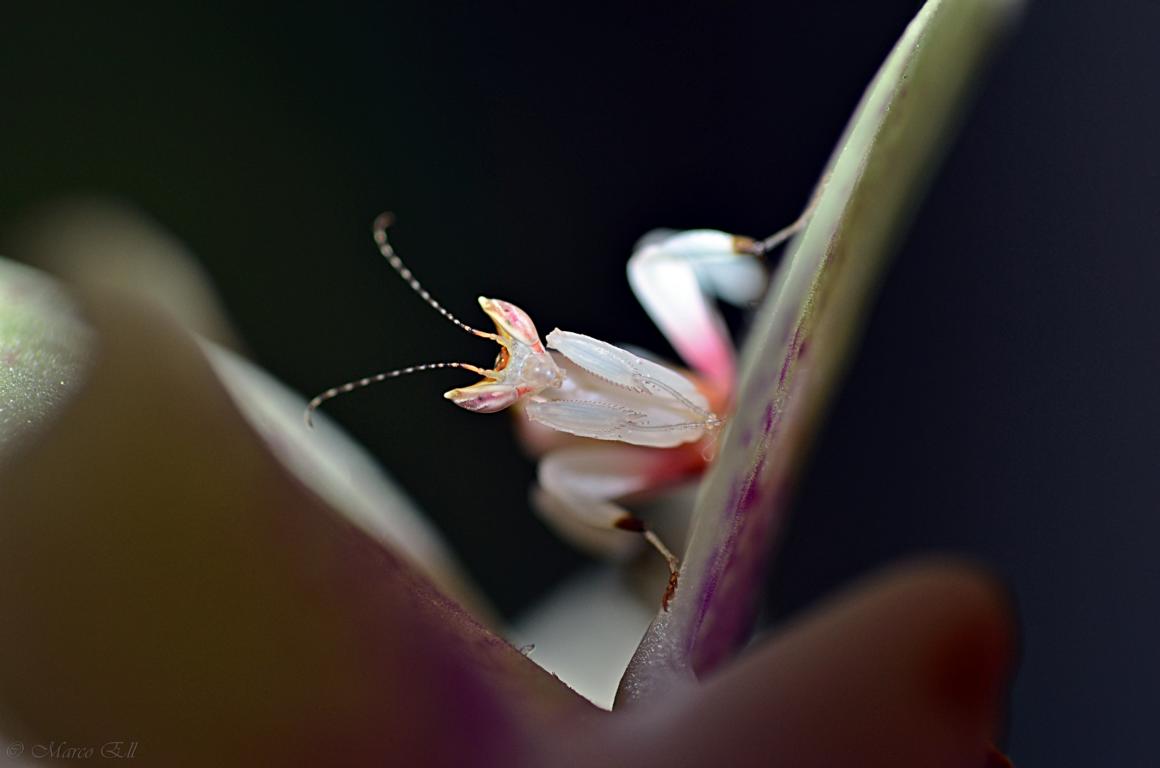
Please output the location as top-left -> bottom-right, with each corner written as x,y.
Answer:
0,258 -> 92,455
620,0 -> 1023,702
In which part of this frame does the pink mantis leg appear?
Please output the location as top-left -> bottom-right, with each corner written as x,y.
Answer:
626,193 -> 819,395
533,443 -> 707,607
534,445 -> 703,557
627,229 -> 769,395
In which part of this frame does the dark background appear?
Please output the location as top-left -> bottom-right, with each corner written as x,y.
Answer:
3,2 -> 1158,764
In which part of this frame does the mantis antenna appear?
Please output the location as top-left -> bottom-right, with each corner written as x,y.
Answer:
304,213 -> 504,428
304,361 -> 489,427
373,212 -> 497,341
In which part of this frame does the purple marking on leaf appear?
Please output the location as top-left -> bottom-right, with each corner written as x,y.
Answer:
777,328 -> 805,388
739,427 -> 754,448
741,473 -> 762,512
687,482 -> 743,645
694,566 -> 720,647
691,476 -> 796,673
725,480 -> 742,511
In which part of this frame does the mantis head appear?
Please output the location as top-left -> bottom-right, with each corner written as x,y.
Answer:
443,297 -> 564,413
304,215 -> 564,426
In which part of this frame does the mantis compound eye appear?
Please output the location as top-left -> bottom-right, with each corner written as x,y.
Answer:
494,346 -> 511,371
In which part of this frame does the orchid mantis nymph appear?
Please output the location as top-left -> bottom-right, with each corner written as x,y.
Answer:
306,212 -> 807,607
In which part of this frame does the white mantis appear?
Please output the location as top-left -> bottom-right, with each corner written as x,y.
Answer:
307,210 -> 809,607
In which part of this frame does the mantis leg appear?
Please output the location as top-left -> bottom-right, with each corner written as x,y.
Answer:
534,444 -> 703,605
626,201 -> 817,394
627,229 -> 765,395
534,445 -> 675,555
